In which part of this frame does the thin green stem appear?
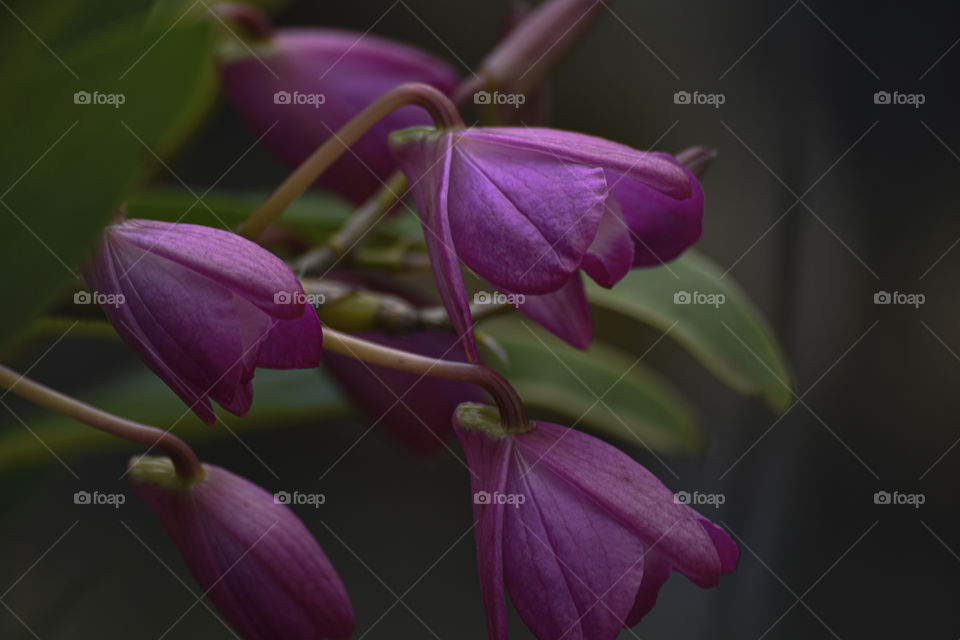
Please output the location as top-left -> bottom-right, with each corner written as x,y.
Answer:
294,172 -> 410,277
0,364 -> 204,481
323,327 -> 530,433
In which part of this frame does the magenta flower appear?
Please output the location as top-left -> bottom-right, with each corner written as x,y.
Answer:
129,456 -> 354,640
219,10 -> 459,203
454,403 -> 737,640
389,126 -> 704,359
83,219 -> 322,425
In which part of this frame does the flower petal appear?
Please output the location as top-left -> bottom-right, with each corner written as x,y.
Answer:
112,219 -> 306,319
447,132 -> 608,294
392,130 -> 479,361
83,235 -> 216,424
455,426 -> 513,640
503,447 -> 647,640
463,128 -> 692,199
111,237 -> 260,419
514,422 -> 726,587
509,274 -> 593,349
623,549 -> 672,627
255,306 -> 323,370
608,155 -> 704,267
580,197 -> 634,288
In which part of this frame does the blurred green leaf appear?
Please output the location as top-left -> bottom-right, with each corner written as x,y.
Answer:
0,12 -> 215,349
125,187 -> 426,245
485,323 -> 702,455
125,187 -> 355,240
587,250 -> 793,410
0,367 -> 347,472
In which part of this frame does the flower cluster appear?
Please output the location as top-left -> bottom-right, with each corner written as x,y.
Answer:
61,2 -> 738,640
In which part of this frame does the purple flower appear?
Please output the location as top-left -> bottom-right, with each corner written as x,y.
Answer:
129,456 -> 354,640
83,219 -> 322,425
389,126 -> 703,359
323,331 -> 485,455
454,403 -> 737,640
219,12 -> 459,204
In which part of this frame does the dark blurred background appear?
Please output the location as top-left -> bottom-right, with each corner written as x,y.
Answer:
3,0 -> 960,638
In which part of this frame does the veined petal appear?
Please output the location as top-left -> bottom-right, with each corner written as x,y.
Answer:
83,235 -> 216,424
111,219 -> 306,319
255,305 -> 323,370
111,238 -> 258,419
504,448 -> 647,640
455,426 -> 514,640
392,129 -> 479,361
608,155 -> 704,267
514,422 -> 725,587
581,197 -> 635,288
447,132 -> 608,294
623,549 -> 672,627
461,128 -> 692,200
509,274 -> 593,349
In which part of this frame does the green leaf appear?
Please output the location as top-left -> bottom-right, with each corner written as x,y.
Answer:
124,187 -> 426,246
587,250 -> 793,410
0,367 -> 347,472
0,12 -> 215,349
125,187 -> 355,240
485,323 -> 702,455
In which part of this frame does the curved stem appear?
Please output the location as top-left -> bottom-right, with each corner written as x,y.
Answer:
239,83 -> 463,240
0,364 -> 204,481
294,172 -> 410,277
323,327 -> 530,433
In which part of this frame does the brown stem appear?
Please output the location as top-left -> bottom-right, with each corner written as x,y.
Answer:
238,83 -> 462,240
323,327 -> 529,432
0,364 -> 204,481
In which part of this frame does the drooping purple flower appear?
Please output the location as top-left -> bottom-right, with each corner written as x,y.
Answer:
83,218 -> 322,425
219,8 -> 459,204
454,403 -> 737,640
389,126 -> 704,359
129,456 -> 354,640
323,331 -> 485,455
